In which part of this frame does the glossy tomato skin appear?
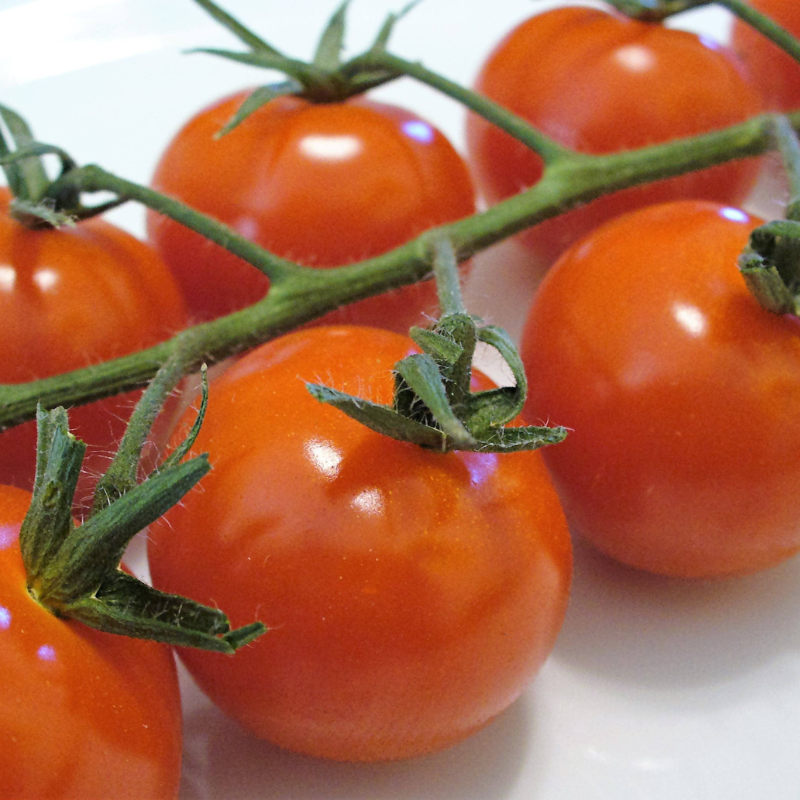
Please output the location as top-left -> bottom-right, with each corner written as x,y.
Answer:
466,6 -> 763,265
521,200 -> 800,578
0,188 -> 187,505
147,326 -> 571,761
0,485 -> 182,800
147,95 -> 476,329
732,0 -> 800,110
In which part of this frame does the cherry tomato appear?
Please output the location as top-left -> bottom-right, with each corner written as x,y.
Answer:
732,0 -> 800,110
0,484 -> 182,799
520,200 -> 800,578
0,187 -> 187,506
466,6 -> 764,265
147,94 -> 476,329
147,326 -> 571,761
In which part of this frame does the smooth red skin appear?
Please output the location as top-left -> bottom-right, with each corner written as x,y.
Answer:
466,6 -> 764,264
520,200 -> 800,578
732,0 -> 800,110
0,188 -> 187,506
147,95 -> 476,329
148,326 -> 571,761
0,485 -> 182,800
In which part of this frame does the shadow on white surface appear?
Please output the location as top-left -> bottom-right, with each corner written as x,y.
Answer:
177,666 -> 538,800
554,536 -> 800,694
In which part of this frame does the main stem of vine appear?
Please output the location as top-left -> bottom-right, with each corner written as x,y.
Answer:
0,100 -> 794,429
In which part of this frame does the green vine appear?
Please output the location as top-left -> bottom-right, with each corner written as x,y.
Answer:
1,0 -> 800,429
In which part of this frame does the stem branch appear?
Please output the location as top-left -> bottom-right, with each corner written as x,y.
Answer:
0,107 -> 792,429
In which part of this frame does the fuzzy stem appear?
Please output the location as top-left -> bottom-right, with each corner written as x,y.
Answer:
431,237 -> 466,317
345,51 -> 571,165
771,115 -> 800,221
0,107 -> 794,429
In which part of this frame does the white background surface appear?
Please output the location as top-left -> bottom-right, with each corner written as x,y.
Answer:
2,2 -> 799,798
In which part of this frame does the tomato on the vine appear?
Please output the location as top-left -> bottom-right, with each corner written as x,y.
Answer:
0,484 -> 183,800
147,325 -> 571,761
466,6 -> 764,265
0,187 -> 187,506
732,0 -> 800,111
520,200 -> 800,578
147,95 -> 476,329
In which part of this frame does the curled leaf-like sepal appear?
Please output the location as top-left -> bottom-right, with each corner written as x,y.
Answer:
371,0 -> 422,53
739,220 -> 800,316
191,0 -> 283,55
0,103 -> 50,202
306,382 -> 447,451
66,572 -> 266,654
394,353 -> 478,449
190,0 -> 407,110
21,402 -> 266,654
307,291 -> 566,454
21,407 -> 86,580
313,0 -> 351,71
477,425 -> 568,454
217,80 -> 304,136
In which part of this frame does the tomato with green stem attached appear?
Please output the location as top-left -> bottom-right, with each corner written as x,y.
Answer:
466,5 -> 764,265
147,94 -> 476,329
147,325 -> 571,761
0,484 -> 183,800
0,187 -> 187,507
520,200 -> 800,578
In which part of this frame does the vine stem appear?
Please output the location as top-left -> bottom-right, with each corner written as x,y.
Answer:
0,107 -> 794,430
346,51 -> 572,165
771,115 -> 800,221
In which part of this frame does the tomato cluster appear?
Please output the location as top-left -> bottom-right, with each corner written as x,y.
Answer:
466,5 -> 763,264
148,95 -> 476,330
3,0 -> 799,790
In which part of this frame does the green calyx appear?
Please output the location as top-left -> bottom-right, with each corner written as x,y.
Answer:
20,353 -> 266,655
191,0 -> 418,134
307,238 -> 567,454
740,116 -> 800,317
0,105 -> 124,229
739,220 -> 800,317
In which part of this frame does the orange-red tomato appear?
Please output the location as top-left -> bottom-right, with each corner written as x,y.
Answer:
466,6 -> 764,264
147,94 -> 476,330
732,0 -> 800,110
521,200 -> 800,578
147,326 -> 571,761
0,485 -> 182,800
0,187 -> 187,506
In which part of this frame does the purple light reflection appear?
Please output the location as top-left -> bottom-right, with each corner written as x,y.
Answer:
402,120 -> 434,144
37,644 -> 57,662
720,207 -> 749,223
0,525 -> 17,550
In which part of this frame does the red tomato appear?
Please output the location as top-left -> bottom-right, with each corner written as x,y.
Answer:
520,200 -> 800,578
147,94 -> 476,329
147,326 -> 571,761
466,6 -> 764,265
0,484 -> 182,799
0,187 -> 187,506
732,0 -> 800,110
